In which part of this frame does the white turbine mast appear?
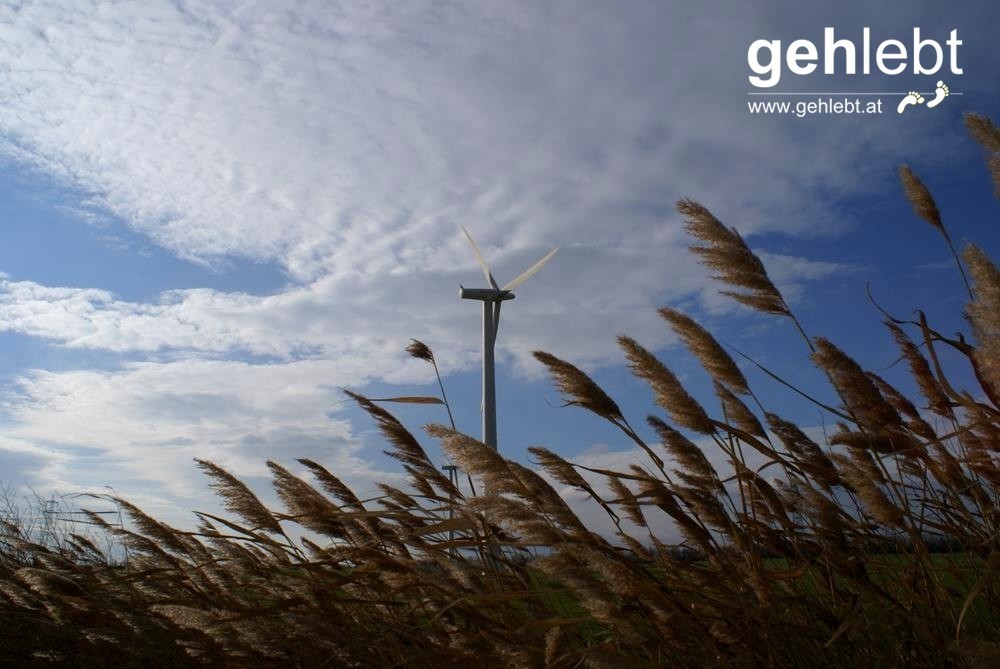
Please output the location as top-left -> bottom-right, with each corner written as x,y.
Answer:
459,225 -> 558,451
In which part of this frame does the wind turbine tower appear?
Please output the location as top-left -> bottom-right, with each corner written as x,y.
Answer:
459,226 -> 557,451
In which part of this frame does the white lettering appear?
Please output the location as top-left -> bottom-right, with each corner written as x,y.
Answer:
912,28 -> 943,74
747,28 -> 963,88
748,39 -> 781,87
876,39 -> 907,75
787,39 -> 818,75
824,27 -> 856,74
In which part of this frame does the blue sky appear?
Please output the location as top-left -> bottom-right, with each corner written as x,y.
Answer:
0,0 -> 997,532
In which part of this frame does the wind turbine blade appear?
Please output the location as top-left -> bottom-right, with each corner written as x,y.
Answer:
501,247 -> 558,292
460,225 -> 499,290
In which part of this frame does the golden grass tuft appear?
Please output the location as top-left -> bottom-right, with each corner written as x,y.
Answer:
900,165 -> 944,234
679,198 -> 790,317
966,113 -> 1000,197
532,351 -> 625,424
618,335 -> 715,434
659,307 -> 749,395
964,244 -> 1000,399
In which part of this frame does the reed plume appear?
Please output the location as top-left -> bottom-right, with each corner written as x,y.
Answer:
965,113 -> 1000,196
678,198 -> 790,318
532,351 -> 625,424
899,165 -> 972,296
196,459 -> 282,535
659,307 -> 749,395
618,335 -> 714,434
964,244 -> 1000,400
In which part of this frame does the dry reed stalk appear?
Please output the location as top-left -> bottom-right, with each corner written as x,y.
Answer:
886,322 -> 955,419
528,446 -> 624,532
266,461 -> 348,539
196,459 -> 282,535
428,424 -> 525,499
832,454 -> 905,527
900,165 -> 972,297
659,307 -> 749,395
647,416 -> 718,488
866,372 -> 938,443
634,476 -> 715,552
714,382 -> 767,439
764,412 -> 841,489
678,199 -> 790,317
347,391 -> 459,501
964,244 -> 1000,401
505,457 -> 594,537
605,475 -> 647,529
532,351 -> 625,424
899,165 -> 943,233
965,113 -> 1000,196
405,339 -> 458,430
296,458 -> 406,553
811,338 -> 905,437
112,498 -> 199,557
618,335 -> 714,434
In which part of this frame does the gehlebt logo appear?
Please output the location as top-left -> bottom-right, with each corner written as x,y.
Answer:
747,28 -> 963,115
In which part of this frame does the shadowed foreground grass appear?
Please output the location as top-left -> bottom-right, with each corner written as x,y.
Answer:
2,114 -> 1000,668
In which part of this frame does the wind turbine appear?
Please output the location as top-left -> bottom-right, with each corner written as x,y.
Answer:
459,226 -> 558,451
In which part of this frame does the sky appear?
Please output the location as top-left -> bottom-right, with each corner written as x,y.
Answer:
0,0 -> 998,535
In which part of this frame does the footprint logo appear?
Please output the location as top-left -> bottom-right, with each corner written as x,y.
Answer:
897,91 -> 925,114
926,81 -> 949,109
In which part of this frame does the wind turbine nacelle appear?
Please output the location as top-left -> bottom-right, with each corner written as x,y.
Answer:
459,287 -> 515,301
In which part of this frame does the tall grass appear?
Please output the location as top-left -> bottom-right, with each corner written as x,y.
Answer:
1,114 -> 999,667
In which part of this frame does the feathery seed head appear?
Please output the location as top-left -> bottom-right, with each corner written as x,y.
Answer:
899,165 -> 945,235
659,307 -> 749,395
648,416 -> 717,485
533,351 -> 624,423
965,244 -> 1000,398
618,336 -> 714,434
405,339 -> 435,363
965,113 -> 1000,196
678,198 -> 790,317
811,337 -> 904,434
196,459 -> 282,535
713,382 -> 766,438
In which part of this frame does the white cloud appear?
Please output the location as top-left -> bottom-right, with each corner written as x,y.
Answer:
0,0 -> 957,279
0,357 -> 412,525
